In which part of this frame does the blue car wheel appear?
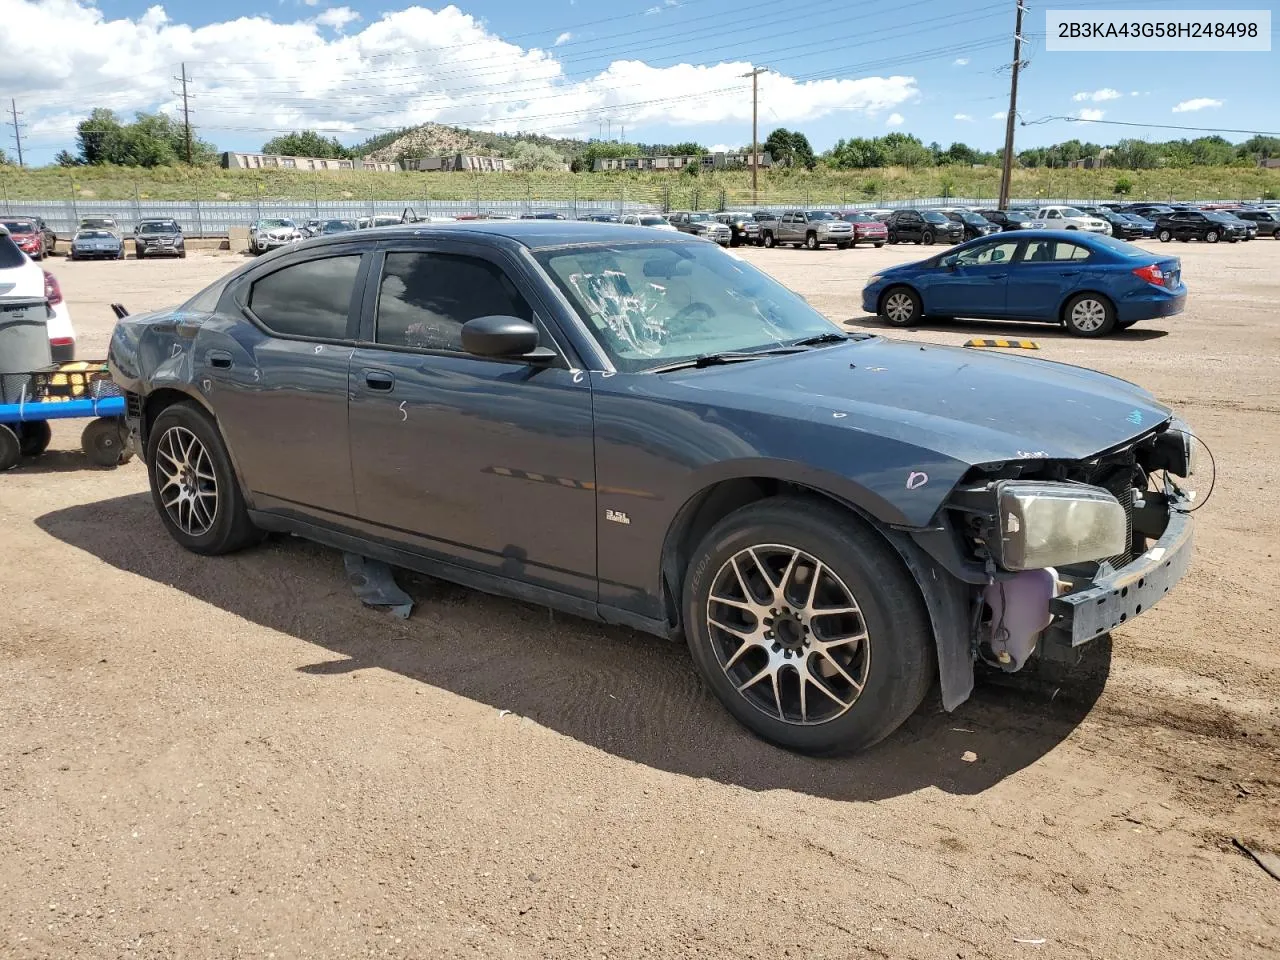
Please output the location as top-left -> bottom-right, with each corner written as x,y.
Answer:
1063,292 -> 1116,338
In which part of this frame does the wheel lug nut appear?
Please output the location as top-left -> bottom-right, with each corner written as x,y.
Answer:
771,643 -> 781,652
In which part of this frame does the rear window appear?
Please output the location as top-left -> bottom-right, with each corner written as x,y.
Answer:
1082,233 -> 1152,258
1,220 -> 35,234
78,231 -> 112,239
923,212 -> 950,223
0,234 -> 26,268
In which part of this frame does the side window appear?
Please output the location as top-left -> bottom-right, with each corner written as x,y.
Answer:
1022,239 -> 1058,263
1054,243 -> 1090,261
375,252 -> 533,353
1046,209 -> 1062,219
956,240 -> 1019,267
248,254 -> 362,339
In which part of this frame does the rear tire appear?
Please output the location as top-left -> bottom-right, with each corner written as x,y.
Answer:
19,420 -> 51,457
145,402 -> 263,555
873,242 -> 884,248
682,496 -> 934,755
0,424 -> 20,471
762,232 -> 776,248
879,286 -> 921,327
1063,292 -> 1116,337
1158,229 -> 1172,242
81,417 -> 129,467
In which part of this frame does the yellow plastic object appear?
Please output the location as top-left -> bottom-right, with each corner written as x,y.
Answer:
963,338 -> 1040,350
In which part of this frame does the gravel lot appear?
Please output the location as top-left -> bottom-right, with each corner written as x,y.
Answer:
3,238 -> 1278,959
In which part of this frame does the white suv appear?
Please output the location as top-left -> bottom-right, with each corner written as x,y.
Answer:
1036,205 -> 1112,235
0,225 -> 76,363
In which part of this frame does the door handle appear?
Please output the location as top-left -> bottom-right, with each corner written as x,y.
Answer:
364,369 -> 395,391
1059,270 -> 1081,277
208,350 -> 232,369
986,273 -> 1008,280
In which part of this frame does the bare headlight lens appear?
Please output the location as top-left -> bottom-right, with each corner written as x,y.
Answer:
994,481 -> 1127,571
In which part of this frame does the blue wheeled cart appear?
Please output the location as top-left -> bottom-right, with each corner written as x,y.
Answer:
0,361 -> 133,471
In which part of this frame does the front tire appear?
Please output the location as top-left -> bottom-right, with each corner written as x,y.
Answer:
762,232 -> 776,249
683,496 -> 934,755
879,286 -> 921,327
837,241 -> 851,250
804,232 -> 819,251
1205,230 -> 1219,244
921,230 -> 934,245
146,402 -> 262,555
873,241 -> 885,248
1063,292 -> 1116,337
19,420 -> 51,457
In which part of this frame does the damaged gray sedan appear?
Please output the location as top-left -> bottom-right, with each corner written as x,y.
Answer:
106,221 -> 1199,754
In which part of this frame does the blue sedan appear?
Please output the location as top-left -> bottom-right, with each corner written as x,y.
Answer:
861,229 -> 1187,337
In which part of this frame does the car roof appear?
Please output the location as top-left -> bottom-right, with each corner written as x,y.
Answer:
296,220 -> 705,252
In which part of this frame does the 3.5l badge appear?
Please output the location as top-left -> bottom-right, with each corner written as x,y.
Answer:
605,509 -> 631,525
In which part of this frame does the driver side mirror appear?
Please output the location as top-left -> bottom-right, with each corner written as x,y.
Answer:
461,316 -> 557,363
941,255 -> 958,270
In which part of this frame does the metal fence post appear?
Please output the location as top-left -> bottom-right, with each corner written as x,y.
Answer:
69,177 -> 78,228
2,180 -> 8,215
133,180 -> 141,224
194,182 -> 203,238
474,179 -> 481,217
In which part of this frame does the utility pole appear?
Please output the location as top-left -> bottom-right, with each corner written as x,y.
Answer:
7,99 -> 24,167
175,62 -> 193,164
741,66 -> 768,205
997,0 -> 1027,209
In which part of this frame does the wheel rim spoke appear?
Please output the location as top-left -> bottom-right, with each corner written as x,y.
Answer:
154,425 -> 218,537
706,544 -> 871,727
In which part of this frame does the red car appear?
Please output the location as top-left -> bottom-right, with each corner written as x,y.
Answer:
1,217 -> 48,260
839,212 -> 888,248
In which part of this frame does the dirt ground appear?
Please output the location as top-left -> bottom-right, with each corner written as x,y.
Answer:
2,238 -> 1277,959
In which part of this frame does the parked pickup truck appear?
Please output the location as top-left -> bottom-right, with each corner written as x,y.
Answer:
757,210 -> 854,250
668,211 -> 731,245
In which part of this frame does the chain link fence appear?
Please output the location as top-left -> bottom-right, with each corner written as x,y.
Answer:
1,176 -> 1263,237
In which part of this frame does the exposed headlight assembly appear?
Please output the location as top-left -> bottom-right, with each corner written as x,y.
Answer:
990,481 -> 1127,571
1147,420 -> 1196,479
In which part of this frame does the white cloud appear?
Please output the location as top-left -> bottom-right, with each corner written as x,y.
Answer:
886,112 -> 904,127
554,31 -> 572,46
1130,90 -> 1140,96
1072,88 -> 1121,103
1173,97 -> 1224,113
953,58 -> 969,66
1076,108 -> 1105,121
953,113 -> 972,121
314,7 -> 359,31
645,4 -> 662,12
5,1 -> 920,148
990,110 -> 1007,120
708,143 -> 734,152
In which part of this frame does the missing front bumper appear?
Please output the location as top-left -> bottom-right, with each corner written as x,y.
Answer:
1045,507 -> 1194,649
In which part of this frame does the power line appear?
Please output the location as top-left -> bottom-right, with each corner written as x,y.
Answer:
176,63 -> 193,163
742,66 -> 768,204
997,0 -> 1027,209
6,98 -> 25,166
1023,116 -> 1280,137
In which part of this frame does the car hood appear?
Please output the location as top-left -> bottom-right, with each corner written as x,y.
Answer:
670,337 -> 1171,466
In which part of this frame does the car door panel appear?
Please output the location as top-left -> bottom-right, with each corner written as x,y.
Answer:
1007,238 -> 1087,320
210,246 -> 371,519
345,243 -> 598,601
927,241 -> 1018,316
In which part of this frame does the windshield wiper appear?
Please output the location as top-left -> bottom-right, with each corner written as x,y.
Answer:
791,332 -> 848,347
647,346 -> 805,374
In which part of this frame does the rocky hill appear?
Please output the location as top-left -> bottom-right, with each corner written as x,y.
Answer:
356,123 -> 587,164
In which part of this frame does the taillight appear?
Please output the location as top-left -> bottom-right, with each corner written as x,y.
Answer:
50,337 -> 74,347
1132,264 -> 1166,287
43,270 -> 63,305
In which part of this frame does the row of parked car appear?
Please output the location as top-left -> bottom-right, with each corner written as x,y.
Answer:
0,215 -> 191,261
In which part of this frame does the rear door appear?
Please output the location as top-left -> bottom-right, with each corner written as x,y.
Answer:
211,242 -> 373,520
1006,237 -> 1091,320
345,239 -> 597,600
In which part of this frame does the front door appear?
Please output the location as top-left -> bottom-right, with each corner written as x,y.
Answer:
213,247 -> 370,519
346,243 -> 597,600
929,239 -> 1019,316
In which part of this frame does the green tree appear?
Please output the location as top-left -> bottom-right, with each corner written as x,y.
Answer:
575,140 -> 639,171
763,128 -> 816,169
262,130 -> 352,159
74,107 -> 215,166
54,150 -> 80,167
1113,175 -> 1134,195
510,142 -> 567,171
824,136 -> 886,169
668,141 -> 707,156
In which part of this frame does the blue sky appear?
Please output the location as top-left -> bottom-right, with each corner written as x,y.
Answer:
3,0 -> 1277,164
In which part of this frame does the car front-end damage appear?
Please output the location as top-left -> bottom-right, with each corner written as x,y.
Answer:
910,417 -> 1198,709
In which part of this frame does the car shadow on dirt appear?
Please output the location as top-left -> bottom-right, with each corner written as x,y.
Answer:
38,492 -> 1111,803
846,314 -> 1171,341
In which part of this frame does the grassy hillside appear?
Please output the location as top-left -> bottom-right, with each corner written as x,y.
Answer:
353,124 -> 586,164
1,162 -> 1275,206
